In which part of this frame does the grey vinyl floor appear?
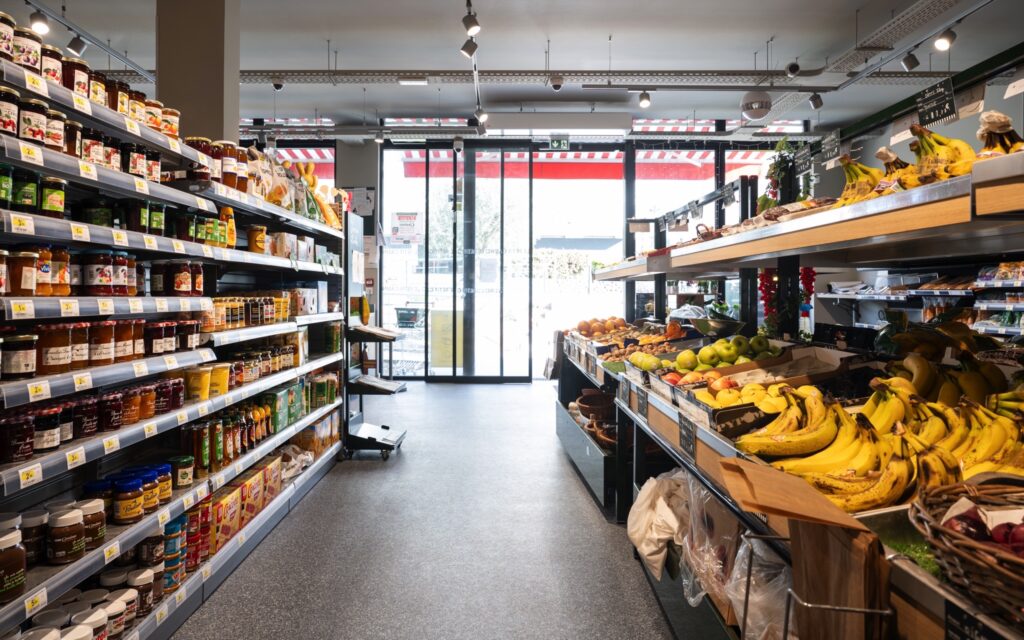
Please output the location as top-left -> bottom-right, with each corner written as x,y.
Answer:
172,382 -> 672,640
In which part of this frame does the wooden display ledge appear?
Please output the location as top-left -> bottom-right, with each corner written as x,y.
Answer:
973,152 -> 1024,217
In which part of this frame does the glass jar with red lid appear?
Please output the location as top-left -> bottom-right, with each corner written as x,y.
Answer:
161,321 -> 178,353
83,250 -> 113,296
190,262 -> 204,297
98,392 -> 123,431
89,320 -> 116,366
112,251 -> 129,296
154,380 -> 172,415
30,407 -> 61,453
0,415 -> 34,463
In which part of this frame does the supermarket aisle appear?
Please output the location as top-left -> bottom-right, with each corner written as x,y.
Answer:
174,382 -> 672,640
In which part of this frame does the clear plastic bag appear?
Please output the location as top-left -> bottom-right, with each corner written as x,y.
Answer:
626,468 -> 690,580
680,474 -> 740,608
724,538 -> 795,640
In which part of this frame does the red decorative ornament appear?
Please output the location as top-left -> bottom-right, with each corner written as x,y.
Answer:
758,268 -> 778,316
799,267 -> 816,303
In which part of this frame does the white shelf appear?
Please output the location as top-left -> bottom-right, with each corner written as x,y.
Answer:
202,322 -> 298,347
293,312 -> 346,326
974,302 -> 1024,311
973,325 -> 1022,336
974,280 -> 1024,289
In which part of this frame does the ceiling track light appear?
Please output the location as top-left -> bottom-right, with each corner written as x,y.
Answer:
934,28 -> 957,51
474,106 -> 488,123
28,9 -> 49,35
638,90 -> 651,109
373,131 -> 385,144
807,92 -> 823,111
900,51 -> 920,72
66,34 -> 88,56
462,13 -> 480,37
460,37 -> 478,59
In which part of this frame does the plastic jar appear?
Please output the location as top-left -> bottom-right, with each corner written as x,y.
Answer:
37,323 -> 71,375
62,56 -> 90,96
112,479 -> 143,525
0,12 -> 13,61
153,380 -> 172,415
44,109 -> 65,153
120,143 -> 146,178
184,366 -> 211,401
148,203 -> 165,237
12,28 -> 41,73
84,251 -> 114,296
32,609 -> 68,629
0,87 -> 17,138
98,392 -> 123,432
138,384 -> 155,419
128,90 -> 145,123
18,98 -> 46,144
20,510 -> 46,567
190,263 -> 204,297
101,598 -> 124,640
12,171 -> 37,214
169,456 -> 194,489
170,261 -> 191,296
107,589 -> 137,630
126,569 -> 153,617
81,129 -> 103,165
208,364 -> 231,398
88,70 -> 107,106
69,608 -> 106,640
0,529 -> 25,604
137,528 -> 163,567
76,499 -> 106,551
65,119 -> 82,158
88,320 -> 115,366
30,408 -> 60,453
72,397 -> 98,439
120,388 -> 140,425
160,108 -> 180,139
69,323 -> 89,371
2,334 -> 37,380
184,137 -> 212,180
150,464 -> 172,504
50,245 -> 70,296
38,177 -> 65,219
125,255 -> 137,296
143,100 -> 162,131
111,252 -> 128,296
46,509 -> 84,565
145,149 -> 161,183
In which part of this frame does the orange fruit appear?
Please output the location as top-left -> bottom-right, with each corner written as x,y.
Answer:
604,320 -> 616,332
577,320 -> 590,332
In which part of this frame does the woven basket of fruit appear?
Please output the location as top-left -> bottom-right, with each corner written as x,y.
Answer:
909,482 -> 1024,625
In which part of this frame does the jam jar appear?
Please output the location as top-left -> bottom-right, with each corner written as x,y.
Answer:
65,119 -> 82,158
161,107 -> 180,139
235,147 -> 249,193
121,387 -> 141,425
169,261 -> 192,296
128,90 -> 146,123
132,319 -> 146,359
44,109 -> 65,152
144,322 -> 166,356
149,261 -> 165,295
184,137 -> 212,180
31,407 -> 61,453
0,415 -> 33,463
112,251 -> 129,296
40,44 -> 62,84
146,148 -> 161,182
38,176 -> 65,218
190,262 -> 204,296
215,141 -> 237,188
122,199 -> 149,234
37,323 -> 72,376
98,392 -> 123,431
70,322 -> 89,370
89,70 -> 107,105
62,56 -> 90,97
209,141 -> 224,183
0,12 -> 13,61
84,250 -> 114,295
115,320 -> 134,363
149,203 -> 166,237
169,379 -> 185,410
121,143 -> 146,177
103,135 -> 120,172
173,211 -> 195,242
126,254 -> 137,296
160,321 -> 177,353
143,99 -> 163,131
50,245 -> 70,295
18,98 -> 46,144
0,86 -> 18,137
153,380 -> 172,415
29,244 -> 51,296
138,383 -> 156,419
108,80 -> 130,116
82,127 -> 104,165
7,251 -> 36,296
89,320 -> 116,366
12,27 -> 40,73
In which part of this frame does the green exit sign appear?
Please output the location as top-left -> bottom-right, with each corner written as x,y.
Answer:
549,135 -> 570,150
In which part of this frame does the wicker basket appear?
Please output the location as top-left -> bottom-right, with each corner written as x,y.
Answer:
576,392 -> 614,421
909,483 -> 1024,625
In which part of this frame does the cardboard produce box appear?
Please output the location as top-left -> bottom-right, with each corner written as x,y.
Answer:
210,486 -> 242,555
229,470 -> 265,527
718,346 -> 855,388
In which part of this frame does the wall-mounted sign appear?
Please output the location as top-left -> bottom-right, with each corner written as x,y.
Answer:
916,78 -> 957,126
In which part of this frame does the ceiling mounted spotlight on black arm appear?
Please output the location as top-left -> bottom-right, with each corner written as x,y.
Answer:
66,34 -> 87,56
462,0 -> 481,36
901,51 -> 920,72
460,37 -> 478,59
474,106 -> 488,123
638,91 -> 651,108
28,8 -> 49,34
807,92 -> 823,110
934,28 -> 957,51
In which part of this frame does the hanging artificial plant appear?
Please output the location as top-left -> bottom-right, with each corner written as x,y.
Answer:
756,137 -> 796,215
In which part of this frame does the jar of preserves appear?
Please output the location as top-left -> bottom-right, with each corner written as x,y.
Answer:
108,80 -> 129,116
0,86 -> 18,137
112,251 -> 129,296
112,479 -> 143,525
69,322 -> 89,370
184,137 -> 212,180
37,45 -> 62,84
89,70 -> 107,105
60,55 -> 89,96
18,98 -> 46,144
65,119 -> 82,158
144,322 -> 165,356
179,320 -> 200,351
0,12 -> 14,61
84,250 -> 114,295
115,320 -> 134,363
0,249 -> 7,295
131,319 -> 145,359
121,143 -> 146,177
89,320 -> 116,366
143,99 -> 163,131
153,380 -> 172,415
173,210 -> 195,242
170,261 -> 191,296
98,392 -> 123,431
149,203 -> 166,237
170,456 -> 194,489
209,141 -> 224,183
29,244 -> 51,296
216,141 -> 237,187
138,383 -> 155,419
229,361 -> 243,388
103,135 -> 120,172
169,378 -> 185,410
235,147 -> 249,193
38,176 -> 65,218
0,415 -> 33,463
160,107 -> 180,139
50,245 -> 70,295
135,261 -> 146,296
29,407 -> 59,453
44,109 -> 65,152
37,323 -> 71,375
73,397 -> 98,438
149,261 -> 165,296
190,262 -> 204,296
78,197 -> 113,228
126,254 -> 137,296
12,28 -> 41,73
146,148 -> 161,182
46,508 -> 85,565
220,206 -> 236,248
119,388 -> 139,426
128,90 -> 146,122
81,128 -> 104,165
247,225 -> 267,254
161,321 -> 178,353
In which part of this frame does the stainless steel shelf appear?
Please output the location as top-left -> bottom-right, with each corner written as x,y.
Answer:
975,302 -> 1024,311
904,289 -> 974,297
0,59 -> 201,168
202,322 -> 298,347
974,280 -> 1024,289
0,296 -> 212,321
0,349 -> 215,409
295,352 -> 345,376
817,293 -> 908,302
293,312 -> 346,326
973,325 -> 1021,336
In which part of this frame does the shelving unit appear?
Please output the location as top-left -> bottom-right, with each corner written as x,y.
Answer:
0,296 -> 213,320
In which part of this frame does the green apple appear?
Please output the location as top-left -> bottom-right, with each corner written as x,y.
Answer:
768,345 -> 783,357
734,355 -> 752,364
713,342 -> 739,364
676,368 -> 692,374
730,335 -> 750,355
749,335 -> 770,354
697,345 -> 720,366
715,362 -> 731,368
661,359 -> 674,369
715,338 -> 730,346
675,349 -> 699,371
753,351 -> 773,361
695,363 -> 714,372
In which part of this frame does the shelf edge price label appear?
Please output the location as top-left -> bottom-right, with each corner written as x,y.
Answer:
59,299 -> 79,317
200,350 -> 214,362
102,435 -> 120,454
97,298 -> 115,315
211,473 -> 223,490
172,239 -> 186,254
71,93 -> 92,114
73,372 -> 92,391
196,483 -> 209,500
65,446 -> 86,470
123,117 -> 141,136
157,509 -> 170,526
179,298 -> 192,311
23,69 -> 48,96
237,531 -> 246,546
102,540 -> 120,565
128,298 -> 144,314
202,245 -> 213,258
10,213 -> 34,235
78,160 -> 98,181
111,229 -> 129,247
18,463 -> 43,489
164,354 -> 178,370
155,298 -> 169,312
143,235 -> 158,250
182,494 -> 194,510
198,403 -> 209,417
23,589 -> 47,617
155,604 -> 168,625
132,177 -> 150,195
132,361 -> 149,378
167,137 -> 181,153
175,587 -> 187,606
143,422 -> 158,438
69,222 -> 90,242
10,300 -> 34,319
234,461 -> 244,475
18,141 -> 43,166
27,380 -> 51,402
201,564 -> 212,581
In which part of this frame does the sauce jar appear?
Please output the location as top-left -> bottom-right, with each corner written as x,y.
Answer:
88,320 -> 116,366
12,27 -> 41,73
84,250 -> 114,295
58,402 -> 74,443
247,225 -> 267,254
44,109 -> 65,153
160,108 -> 180,139
18,98 -> 47,144
39,44 -> 62,83
132,320 -> 146,360
112,251 -> 129,296
120,143 -> 146,177
128,90 -> 146,123
65,119 -> 82,158
37,323 -> 71,375
38,176 -> 65,218
145,148 -> 161,183
107,80 -> 129,116
107,589 -> 137,630
0,12 -> 14,61
235,147 -> 249,193
70,322 -> 89,370
169,456 -> 194,489
0,415 -> 33,463
62,56 -> 90,97
120,387 -> 140,425
138,384 -> 156,419
112,478 -> 143,525
72,397 -> 98,438
0,529 -> 26,604
169,379 -> 184,410
30,407 -> 60,453
98,392 -> 123,431
125,254 -> 137,296
49,245 -> 70,295
143,99 -> 163,131
88,70 -> 107,106
0,86 -> 18,137
114,320 -> 134,363
81,128 -> 104,165
29,244 -> 51,296
144,322 -> 165,356
2,334 -> 37,380
46,509 -> 85,565
184,137 -> 212,180
76,499 -> 106,551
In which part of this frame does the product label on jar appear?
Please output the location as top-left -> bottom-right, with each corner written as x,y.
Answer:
19,111 -> 45,142
0,22 -> 12,57
69,264 -> 81,286
89,80 -> 106,105
36,260 -> 50,284
14,181 -> 36,207
161,114 -> 179,137
115,339 -> 133,359
147,159 -> 161,182
115,496 -> 143,521
221,155 -> 236,176
41,186 -> 64,213
59,419 -> 73,442
0,263 -> 7,294
41,58 -> 61,84
104,146 -> 118,171
85,264 -> 113,286
0,101 -> 16,135
53,261 -> 68,285
13,34 -> 40,71
129,151 -> 146,176
145,107 -> 161,129
127,267 -> 137,288
45,120 -> 64,149
117,92 -> 129,115
113,264 -> 127,286
173,271 -> 191,293
188,333 -> 200,349
193,271 -> 204,291
161,337 -> 176,353
135,338 -> 145,355
83,139 -> 104,164
32,427 -> 60,450
129,100 -> 145,122
2,349 -> 35,374
42,345 -> 71,366
72,341 -> 88,363
150,209 -> 165,232
20,264 -> 35,291
0,174 -> 10,204
89,341 -> 114,362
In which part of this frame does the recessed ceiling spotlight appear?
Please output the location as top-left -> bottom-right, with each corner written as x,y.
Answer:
808,93 -> 823,110
460,38 -> 478,59
740,90 -> 772,121
934,28 -> 957,51
900,52 -> 920,72
638,91 -> 651,109
474,107 -> 489,123
66,34 -> 88,56
29,10 -> 49,35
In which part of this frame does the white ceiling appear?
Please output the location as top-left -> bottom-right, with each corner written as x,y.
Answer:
8,0 -> 1024,129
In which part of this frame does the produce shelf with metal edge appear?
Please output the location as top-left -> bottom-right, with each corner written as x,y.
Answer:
816,293 -> 909,302
0,137 -> 211,212
293,311 -> 346,326
973,149 -> 1024,217
0,481 -> 211,633
166,180 -> 345,240
974,301 -> 1024,311
0,211 -> 343,277
904,289 -> 974,297
201,322 -> 299,348
0,348 -> 215,409
974,280 -> 1024,289
128,442 -> 341,640
0,59 -> 202,169
0,296 -> 213,321
973,325 -> 1022,336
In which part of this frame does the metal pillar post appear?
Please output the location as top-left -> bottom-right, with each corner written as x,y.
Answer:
776,256 -> 801,339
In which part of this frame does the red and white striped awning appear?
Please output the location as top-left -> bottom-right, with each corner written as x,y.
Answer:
270,147 -> 336,180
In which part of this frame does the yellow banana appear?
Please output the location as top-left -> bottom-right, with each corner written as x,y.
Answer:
806,470 -> 881,495
772,407 -> 863,475
735,407 -> 838,457
960,417 -> 1008,469
916,414 -> 949,446
837,419 -> 884,476
826,440 -> 914,512
868,393 -> 904,433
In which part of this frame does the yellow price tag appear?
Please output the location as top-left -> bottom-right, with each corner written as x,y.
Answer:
72,93 -> 92,114
73,372 -> 92,391
196,484 -> 209,500
234,461 -> 244,475
111,229 -> 129,247
18,141 -> 43,166
124,117 -> 141,136
27,380 -> 50,402
179,299 -> 192,311
175,588 -> 187,605
237,531 -> 247,546
23,589 -> 47,617
133,177 -> 150,195
97,298 -> 115,315
102,435 -> 120,454
65,446 -> 86,469
103,541 -> 120,564
176,411 -> 188,425
172,239 -> 186,254
201,565 -> 212,581
198,152 -> 213,169
202,245 -> 213,258
201,299 -> 213,311
70,222 -> 90,242
10,300 -> 34,319
143,422 -> 158,438
59,299 -> 79,317
18,463 -> 42,489
168,137 -> 181,154
23,69 -> 47,96
163,355 -> 178,369
182,494 -> 194,510
200,350 -> 214,362
211,474 -> 223,491
155,605 -> 168,625
128,298 -> 143,313
143,235 -> 158,250
198,403 -> 209,417
157,509 -> 170,526
77,159 -> 98,181
155,298 -> 169,312
132,361 -> 149,377
10,214 -> 34,234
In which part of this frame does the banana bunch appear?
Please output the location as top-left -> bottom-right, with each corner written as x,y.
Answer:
915,444 -> 963,490
831,154 -> 884,208
976,110 -> 1024,159
822,435 -> 916,513
887,352 -> 1006,405
873,146 -> 919,195
910,124 -> 977,182
955,400 -> 1021,471
986,387 -> 1024,419
735,390 -> 838,457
